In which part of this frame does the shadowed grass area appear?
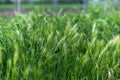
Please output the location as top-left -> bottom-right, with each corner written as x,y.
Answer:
0,3 -> 120,10
0,4 -> 83,10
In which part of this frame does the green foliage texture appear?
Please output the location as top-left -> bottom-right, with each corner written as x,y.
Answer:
0,9 -> 120,80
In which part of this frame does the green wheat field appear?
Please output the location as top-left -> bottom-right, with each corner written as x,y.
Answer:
0,8 -> 120,80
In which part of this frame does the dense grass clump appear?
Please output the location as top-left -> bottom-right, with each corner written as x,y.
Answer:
0,10 -> 120,80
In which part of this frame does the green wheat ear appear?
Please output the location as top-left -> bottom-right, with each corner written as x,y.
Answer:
98,35 -> 119,63
13,42 -> 19,66
0,46 -> 3,64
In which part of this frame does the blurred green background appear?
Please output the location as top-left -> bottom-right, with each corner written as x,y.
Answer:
0,0 -> 120,16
